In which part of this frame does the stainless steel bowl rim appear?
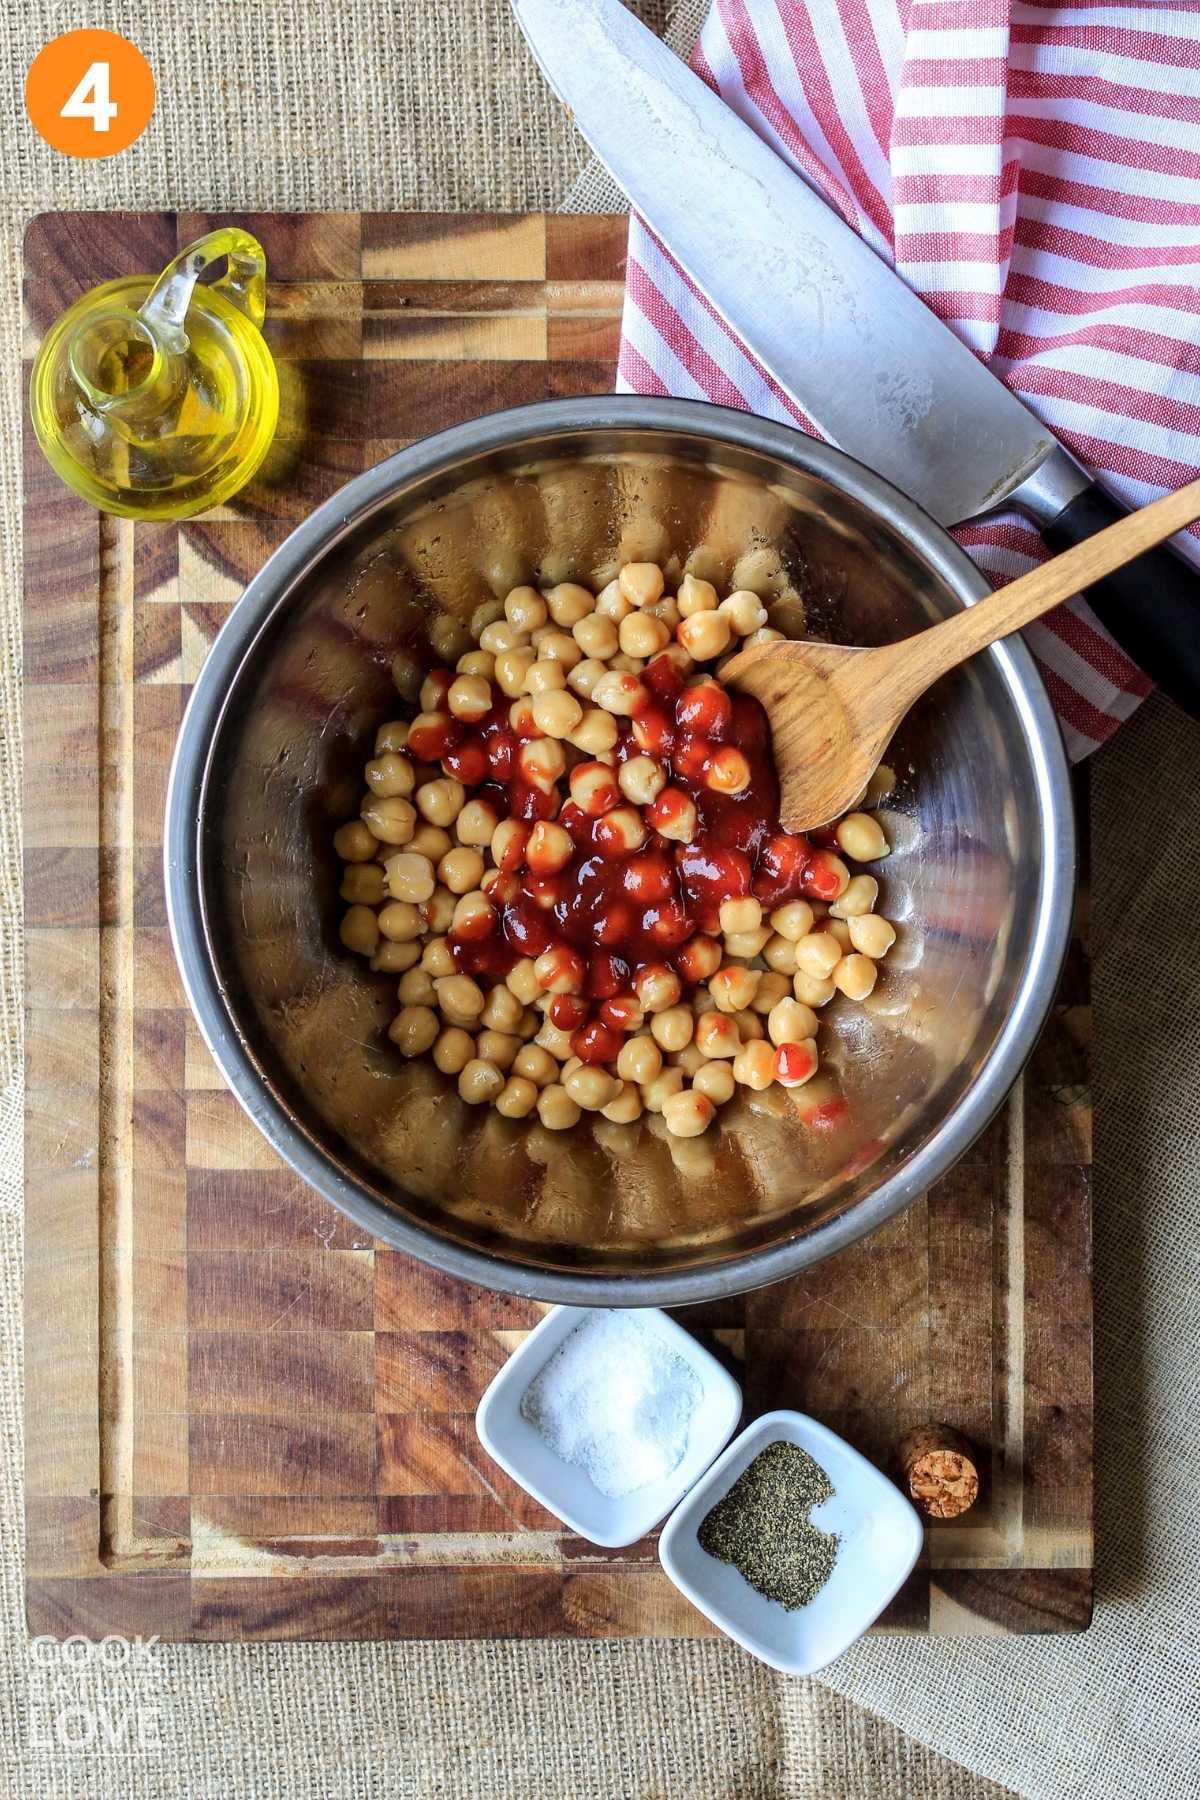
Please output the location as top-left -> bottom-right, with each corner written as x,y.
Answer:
165,395 -> 1075,1305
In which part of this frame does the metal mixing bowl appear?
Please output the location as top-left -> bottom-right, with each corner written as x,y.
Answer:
165,398 -> 1074,1304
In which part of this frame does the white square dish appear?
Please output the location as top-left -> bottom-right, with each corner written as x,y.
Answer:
658,1408 -> 923,1673
475,1305 -> 743,1548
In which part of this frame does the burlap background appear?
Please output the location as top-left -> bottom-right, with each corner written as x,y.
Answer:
2,4 -> 1196,1796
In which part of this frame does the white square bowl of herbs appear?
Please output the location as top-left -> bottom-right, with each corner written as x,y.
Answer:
475,1305 -> 742,1548
658,1409 -> 923,1673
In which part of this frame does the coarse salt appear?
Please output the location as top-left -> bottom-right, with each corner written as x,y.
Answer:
520,1310 -> 702,1500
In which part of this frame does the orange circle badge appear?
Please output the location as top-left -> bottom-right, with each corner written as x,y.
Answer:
25,30 -> 155,159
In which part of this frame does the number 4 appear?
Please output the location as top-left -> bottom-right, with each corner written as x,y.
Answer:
61,61 -> 118,132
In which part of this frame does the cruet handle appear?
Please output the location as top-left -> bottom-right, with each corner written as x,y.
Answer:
138,227 -> 268,351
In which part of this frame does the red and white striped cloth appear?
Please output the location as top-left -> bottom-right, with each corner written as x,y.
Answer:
617,0 -> 1200,758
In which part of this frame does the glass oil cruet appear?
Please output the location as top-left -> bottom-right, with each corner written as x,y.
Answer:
29,227 -> 280,521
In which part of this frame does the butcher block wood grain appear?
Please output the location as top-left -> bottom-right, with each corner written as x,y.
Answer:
23,211 -> 1093,1642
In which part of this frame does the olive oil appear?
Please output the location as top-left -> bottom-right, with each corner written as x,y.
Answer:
30,228 -> 279,521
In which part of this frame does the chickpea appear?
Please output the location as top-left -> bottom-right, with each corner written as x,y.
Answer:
340,905 -> 379,957
456,649 -> 495,680
364,754 -> 414,799
513,1043 -> 558,1087
719,897 -> 762,935
695,1012 -> 741,1059
651,1006 -> 694,1053
677,574 -> 718,617
527,821 -> 574,874
641,1066 -> 685,1113
389,1006 -> 440,1057
694,1061 -> 736,1106
619,612 -> 671,660
385,851 -> 436,904
431,616 -> 472,664
634,964 -> 682,1014
476,984 -> 521,1033
334,820 -> 379,863
704,747 -> 752,795
793,970 -> 837,1008
458,1058 -> 505,1105
594,806 -> 647,859
825,918 -> 852,953
361,794 -> 417,846
669,1041 -> 704,1078
834,953 -> 879,1000
494,646 -> 537,697
477,1029 -> 520,1071
409,823 -> 453,863
447,674 -> 492,722
768,901 -> 814,942
423,886 -> 456,934
455,798 -> 499,847
566,657 -> 607,700
433,1026 -> 475,1075
375,720 -> 410,756
341,863 -> 385,905
563,1064 -> 620,1112
492,819 -> 530,873
438,846 -> 484,895
595,578 -> 633,622
662,1088 -> 715,1139
763,933 -> 798,974
518,738 -> 567,791
391,651 -> 423,702
378,900 -> 424,943
678,611 -> 732,662
830,874 -> 880,919
419,671 -> 451,714
479,620 -> 527,656
617,1034 -> 663,1085
774,1039 -> 819,1088
767,998 -> 819,1047
371,940 -> 421,974
415,779 -> 465,829
534,947 -> 585,995
735,1009 -> 766,1042
506,958 -> 542,1005
710,966 -> 761,1013
537,1083 -> 582,1130
545,583 -> 596,628
569,762 -> 621,816
504,585 -> 548,633
470,598 -> 504,640
601,1080 -> 643,1124
646,788 -> 697,844
793,932 -> 843,980
398,965 -> 438,1007
572,613 -> 619,660
619,562 -> 665,609
836,812 -> 891,862
451,890 -> 495,938
733,1038 -> 777,1091
675,934 -> 722,983
568,707 -> 620,756
495,1075 -> 539,1119
752,971 -> 793,1014
613,756 -> 664,809
422,936 -> 457,978
434,974 -> 485,1021
589,670 -> 648,717
525,660 -> 568,699
532,689 -> 584,739
720,590 -> 769,635
724,927 -> 772,960
537,631 -> 583,669
848,914 -> 897,959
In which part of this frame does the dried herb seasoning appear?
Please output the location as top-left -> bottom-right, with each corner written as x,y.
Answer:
698,1439 -> 839,1609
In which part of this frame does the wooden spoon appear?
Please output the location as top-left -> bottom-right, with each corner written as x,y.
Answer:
723,476 -> 1200,831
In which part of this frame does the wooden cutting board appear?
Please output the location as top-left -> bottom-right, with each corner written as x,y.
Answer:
22,211 -> 1093,1642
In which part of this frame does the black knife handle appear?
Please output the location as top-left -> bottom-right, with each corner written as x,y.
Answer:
1040,483 -> 1200,718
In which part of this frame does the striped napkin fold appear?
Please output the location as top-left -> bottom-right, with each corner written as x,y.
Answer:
617,0 -> 1200,759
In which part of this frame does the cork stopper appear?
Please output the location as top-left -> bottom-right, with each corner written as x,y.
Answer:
898,1424 -> 980,1520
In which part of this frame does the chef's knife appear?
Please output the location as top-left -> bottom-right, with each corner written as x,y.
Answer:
514,0 -> 1200,715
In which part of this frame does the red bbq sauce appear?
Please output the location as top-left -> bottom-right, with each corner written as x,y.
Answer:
433,654 -> 836,1052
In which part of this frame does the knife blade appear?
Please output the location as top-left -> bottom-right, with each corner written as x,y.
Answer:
514,0 -> 1200,716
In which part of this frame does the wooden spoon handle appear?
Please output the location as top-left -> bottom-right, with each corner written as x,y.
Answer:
884,473 -> 1200,700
